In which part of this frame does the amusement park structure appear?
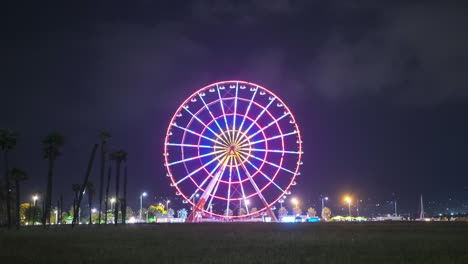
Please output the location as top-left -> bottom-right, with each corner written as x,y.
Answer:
164,80 -> 303,222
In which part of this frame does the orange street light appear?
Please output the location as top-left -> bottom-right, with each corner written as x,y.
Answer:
291,198 -> 299,209
344,196 -> 352,217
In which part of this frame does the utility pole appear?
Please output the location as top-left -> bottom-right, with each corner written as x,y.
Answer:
419,194 -> 424,220
393,192 -> 398,216
356,198 -> 360,217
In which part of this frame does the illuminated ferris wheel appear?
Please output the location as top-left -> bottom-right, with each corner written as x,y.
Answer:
164,80 -> 303,222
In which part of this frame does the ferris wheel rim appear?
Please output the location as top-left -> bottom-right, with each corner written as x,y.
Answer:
164,80 -> 303,218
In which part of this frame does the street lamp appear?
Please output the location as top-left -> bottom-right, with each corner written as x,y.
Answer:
345,196 -> 352,217
110,197 -> 116,212
291,198 -> 299,209
32,195 -> 39,225
245,199 -> 250,214
321,196 -> 328,211
209,203 -> 214,215
140,192 -> 147,220
54,209 -> 58,225
279,196 -> 286,208
192,193 -> 200,208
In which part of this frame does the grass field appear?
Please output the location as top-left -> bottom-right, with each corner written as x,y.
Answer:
1,222 -> 467,264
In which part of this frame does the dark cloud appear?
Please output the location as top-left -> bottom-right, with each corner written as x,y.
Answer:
185,0 -> 468,105
305,2 -> 468,104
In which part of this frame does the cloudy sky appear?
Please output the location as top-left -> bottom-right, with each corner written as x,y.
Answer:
3,0 -> 468,213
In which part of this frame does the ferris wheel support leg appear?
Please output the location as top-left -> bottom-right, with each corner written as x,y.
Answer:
185,158 -> 228,223
265,207 -> 278,222
235,155 -> 279,222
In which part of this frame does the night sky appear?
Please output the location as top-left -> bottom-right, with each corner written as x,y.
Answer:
3,0 -> 468,214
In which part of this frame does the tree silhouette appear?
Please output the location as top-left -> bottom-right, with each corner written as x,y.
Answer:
250,207 -> 258,216
278,206 -> 288,218
292,207 -> 302,216
11,167 -> 27,229
72,183 -> 80,221
86,182 -> 95,224
104,167 -> 111,224
321,207 -> 332,221
0,129 -> 17,229
98,131 -> 111,225
307,207 -> 317,217
110,150 -> 127,225
224,208 -> 233,217
72,144 -> 98,227
41,133 -> 64,227
122,164 -> 128,224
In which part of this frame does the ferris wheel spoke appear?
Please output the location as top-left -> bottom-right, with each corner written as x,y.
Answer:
237,152 -> 286,193
194,156 -> 229,212
188,155 -> 228,200
234,86 -> 258,143
183,106 -> 229,146
235,155 -> 271,213
166,142 -> 219,149
242,148 -> 301,155
239,150 -> 297,175
225,157 -> 234,217
216,84 -> 232,142
232,82 -> 239,142
205,157 -> 230,214
166,149 -> 225,167
238,112 -> 290,147
241,95 -> 276,139
175,155 -> 220,185
173,123 -> 220,145
233,157 -> 250,214
241,130 -> 298,148
198,92 -> 230,143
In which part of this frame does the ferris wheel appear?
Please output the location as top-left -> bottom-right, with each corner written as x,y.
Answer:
164,80 -> 303,222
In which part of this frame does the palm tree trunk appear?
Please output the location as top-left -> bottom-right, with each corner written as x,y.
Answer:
4,150 -> 12,229
98,143 -> 105,225
43,157 -> 54,228
28,201 -> 32,225
60,193 -> 63,224
72,144 -> 98,227
15,179 -> 20,230
104,167 -> 111,224
42,194 -> 46,225
73,192 -> 77,223
122,165 -> 127,224
88,195 -> 92,224
32,201 -> 37,225
56,199 -> 59,224
114,161 -> 121,225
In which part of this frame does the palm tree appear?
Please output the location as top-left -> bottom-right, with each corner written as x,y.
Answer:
42,133 -> 64,227
11,167 -> 27,230
72,144 -> 98,227
104,167 -> 111,224
86,182 -> 95,224
122,164 -> 128,224
110,150 -> 127,225
98,131 -> 111,225
72,183 -> 80,221
0,129 -> 17,229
